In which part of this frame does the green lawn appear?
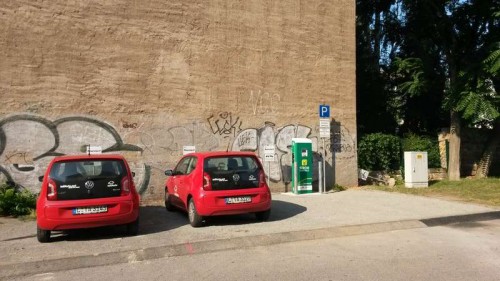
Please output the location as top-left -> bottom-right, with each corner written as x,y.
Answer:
367,178 -> 500,207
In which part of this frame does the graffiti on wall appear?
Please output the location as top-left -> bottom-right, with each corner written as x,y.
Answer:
237,90 -> 281,116
121,120 -> 219,160
231,122 -> 318,183
0,114 -> 150,194
207,112 -> 243,137
329,123 -> 356,160
0,112 -> 354,196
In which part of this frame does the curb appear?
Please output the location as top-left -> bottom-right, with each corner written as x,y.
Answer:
1,211 -> 499,279
420,211 -> 500,226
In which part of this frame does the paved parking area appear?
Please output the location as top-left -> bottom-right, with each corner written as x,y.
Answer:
1,190 -> 498,268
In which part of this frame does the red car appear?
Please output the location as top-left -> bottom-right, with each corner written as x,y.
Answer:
36,154 -> 140,242
164,151 -> 272,227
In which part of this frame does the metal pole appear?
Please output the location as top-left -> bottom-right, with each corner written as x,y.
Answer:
322,138 -> 326,193
267,159 -> 270,186
294,161 -> 298,194
318,157 -> 323,194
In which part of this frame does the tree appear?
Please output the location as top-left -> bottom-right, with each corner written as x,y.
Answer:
356,0 -> 401,136
396,0 -> 499,180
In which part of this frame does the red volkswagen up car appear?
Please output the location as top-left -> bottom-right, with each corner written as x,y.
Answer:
36,154 -> 140,242
164,151 -> 272,227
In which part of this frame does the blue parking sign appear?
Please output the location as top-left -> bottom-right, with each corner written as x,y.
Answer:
319,105 -> 330,118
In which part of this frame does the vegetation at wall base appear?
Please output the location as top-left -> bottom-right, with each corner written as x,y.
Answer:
358,133 -> 401,171
332,184 -> 347,192
0,183 -> 37,217
358,133 -> 442,174
367,178 -> 500,207
401,133 -> 441,168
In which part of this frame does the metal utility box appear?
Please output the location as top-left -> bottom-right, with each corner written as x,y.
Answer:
291,138 -> 313,194
404,151 -> 428,188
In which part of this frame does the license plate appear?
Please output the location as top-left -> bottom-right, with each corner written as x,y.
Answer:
72,206 -> 108,215
225,196 -> 252,204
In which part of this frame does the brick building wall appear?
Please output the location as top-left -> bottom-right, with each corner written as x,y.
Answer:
0,0 -> 357,201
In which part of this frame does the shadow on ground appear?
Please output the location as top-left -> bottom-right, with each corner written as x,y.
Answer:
197,199 -> 307,227
49,205 -> 187,242
22,199 -> 307,241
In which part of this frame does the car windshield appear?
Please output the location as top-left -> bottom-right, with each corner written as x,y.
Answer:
50,160 -> 126,180
49,159 -> 127,200
203,156 -> 261,190
204,156 -> 259,172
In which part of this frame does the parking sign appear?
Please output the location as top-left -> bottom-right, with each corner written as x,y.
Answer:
319,105 -> 330,118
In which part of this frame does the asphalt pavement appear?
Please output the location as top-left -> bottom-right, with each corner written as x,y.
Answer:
1,189 -> 499,279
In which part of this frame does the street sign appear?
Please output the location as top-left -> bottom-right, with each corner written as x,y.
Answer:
183,146 -> 196,155
319,105 -> 330,118
319,118 -> 330,128
319,128 -> 330,138
264,145 -> 275,162
319,118 -> 330,138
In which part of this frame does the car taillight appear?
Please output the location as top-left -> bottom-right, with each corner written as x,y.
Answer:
259,170 -> 266,188
121,177 -> 130,196
203,172 -> 212,191
47,178 -> 57,201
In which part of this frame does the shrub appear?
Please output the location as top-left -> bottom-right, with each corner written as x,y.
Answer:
332,184 -> 347,192
401,133 -> 441,168
0,184 -> 37,217
358,133 -> 401,171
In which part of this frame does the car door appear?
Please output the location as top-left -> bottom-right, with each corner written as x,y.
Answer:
170,157 -> 191,209
178,156 -> 198,208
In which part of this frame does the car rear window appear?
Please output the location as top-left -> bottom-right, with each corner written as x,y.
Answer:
49,160 -> 127,200
204,156 -> 261,190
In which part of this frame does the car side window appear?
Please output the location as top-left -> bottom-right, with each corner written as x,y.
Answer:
186,157 -> 198,175
174,157 -> 191,175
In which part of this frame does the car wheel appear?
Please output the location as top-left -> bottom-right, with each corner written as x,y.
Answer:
164,189 -> 175,212
126,218 -> 139,236
37,227 -> 51,243
255,209 -> 271,222
188,199 -> 203,227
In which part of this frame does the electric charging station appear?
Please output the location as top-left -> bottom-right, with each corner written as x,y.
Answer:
291,138 -> 313,194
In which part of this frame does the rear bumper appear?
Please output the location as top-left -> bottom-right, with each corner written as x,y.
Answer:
195,189 -> 271,216
37,198 -> 139,231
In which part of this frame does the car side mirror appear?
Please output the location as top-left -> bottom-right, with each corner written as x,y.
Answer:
38,176 -> 44,182
132,172 -> 136,177
165,170 -> 174,176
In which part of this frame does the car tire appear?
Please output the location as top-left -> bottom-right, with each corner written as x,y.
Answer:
188,199 -> 203,227
165,189 -> 175,212
37,227 -> 51,243
126,218 -> 139,236
255,209 -> 271,222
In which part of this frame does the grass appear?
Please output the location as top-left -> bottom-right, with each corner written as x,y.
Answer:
366,178 -> 500,207
18,209 -> 37,221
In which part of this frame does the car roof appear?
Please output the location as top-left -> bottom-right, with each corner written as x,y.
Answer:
184,151 -> 258,158
51,154 -> 127,162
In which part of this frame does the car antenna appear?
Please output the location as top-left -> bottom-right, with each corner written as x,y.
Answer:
87,144 -> 90,156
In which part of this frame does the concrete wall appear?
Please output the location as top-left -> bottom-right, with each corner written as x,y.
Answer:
0,0 -> 357,201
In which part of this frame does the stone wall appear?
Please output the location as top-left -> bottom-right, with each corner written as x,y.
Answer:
439,128 -> 500,178
0,0 -> 357,201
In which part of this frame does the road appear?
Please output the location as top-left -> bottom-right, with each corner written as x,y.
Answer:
14,219 -> 500,281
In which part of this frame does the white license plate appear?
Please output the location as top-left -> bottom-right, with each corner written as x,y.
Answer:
72,206 -> 108,215
225,196 -> 252,204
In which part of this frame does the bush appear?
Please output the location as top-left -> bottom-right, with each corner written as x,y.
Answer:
358,133 -> 401,171
401,133 -> 441,168
0,184 -> 37,217
332,184 -> 347,192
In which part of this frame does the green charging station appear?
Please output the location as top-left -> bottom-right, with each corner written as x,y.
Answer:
291,138 -> 313,194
